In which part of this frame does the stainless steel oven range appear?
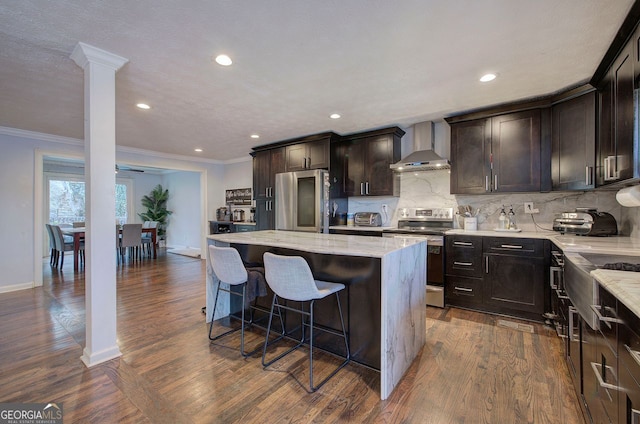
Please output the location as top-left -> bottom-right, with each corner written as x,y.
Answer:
382,207 -> 454,308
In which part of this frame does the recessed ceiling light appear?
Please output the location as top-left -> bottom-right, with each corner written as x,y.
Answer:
480,73 -> 497,82
215,54 -> 232,66
330,113 -> 341,119
194,148 -> 203,152
136,103 -> 151,109
250,134 -> 260,139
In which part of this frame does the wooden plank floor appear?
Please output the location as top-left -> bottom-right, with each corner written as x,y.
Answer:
0,250 -> 585,423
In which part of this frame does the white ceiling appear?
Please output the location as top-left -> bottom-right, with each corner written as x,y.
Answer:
0,1 -> 635,162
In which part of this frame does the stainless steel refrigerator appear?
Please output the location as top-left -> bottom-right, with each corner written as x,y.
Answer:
275,169 -> 329,233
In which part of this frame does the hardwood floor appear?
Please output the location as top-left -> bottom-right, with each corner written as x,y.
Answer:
0,250 -> 584,423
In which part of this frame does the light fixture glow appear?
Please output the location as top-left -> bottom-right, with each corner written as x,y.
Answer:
330,113 -> 341,119
194,148 -> 203,152
215,54 -> 232,66
136,103 -> 151,110
250,134 -> 260,139
480,73 -> 497,82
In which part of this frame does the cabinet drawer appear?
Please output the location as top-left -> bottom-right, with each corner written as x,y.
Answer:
445,276 -> 482,303
483,237 -> 544,257
619,301 -> 640,376
446,236 -> 483,277
595,285 -> 618,354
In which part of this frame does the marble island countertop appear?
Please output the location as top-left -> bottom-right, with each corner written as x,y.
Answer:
592,269 -> 640,317
208,230 -> 424,258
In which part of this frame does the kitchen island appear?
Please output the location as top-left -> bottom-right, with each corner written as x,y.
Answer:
206,230 -> 426,399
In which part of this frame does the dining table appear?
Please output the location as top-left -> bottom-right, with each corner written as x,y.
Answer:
63,226 -> 157,271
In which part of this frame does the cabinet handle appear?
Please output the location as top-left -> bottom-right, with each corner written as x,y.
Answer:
454,286 -> 473,293
453,261 -> 472,266
568,306 -> 579,342
307,157 -> 311,168
590,304 -> 624,325
590,362 -> 619,391
494,174 -> 498,191
549,266 -> 562,289
625,344 -> 640,368
453,241 -> 473,246
555,289 -> 570,300
500,244 -> 523,249
585,166 -> 592,186
365,182 -> 370,195
360,182 -> 364,195
485,176 -> 489,192
303,157 -> 307,169
485,256 -> 489,273
604,155 -> 619,181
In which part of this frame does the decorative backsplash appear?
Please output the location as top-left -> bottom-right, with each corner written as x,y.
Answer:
342,169 -> 638,237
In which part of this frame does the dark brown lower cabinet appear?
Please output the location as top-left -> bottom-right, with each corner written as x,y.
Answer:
445,236 -> 547,321
484,253 -> 545,317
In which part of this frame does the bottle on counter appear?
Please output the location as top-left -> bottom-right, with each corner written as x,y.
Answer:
498,205 -> 508,230
347,213 -> 355,227
507,205 -> 517,230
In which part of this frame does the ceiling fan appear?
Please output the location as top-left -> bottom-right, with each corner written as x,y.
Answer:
115,164 -> 145,173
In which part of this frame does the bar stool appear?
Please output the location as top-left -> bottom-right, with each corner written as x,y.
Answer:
261,252 -> 350,392
208,245 -> 261,357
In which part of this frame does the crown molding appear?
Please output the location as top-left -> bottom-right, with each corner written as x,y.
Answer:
70,42 -> 128,71
0,126 -> 251,166
0,126 -> 82,145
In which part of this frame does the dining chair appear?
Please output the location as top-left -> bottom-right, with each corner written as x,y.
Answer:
141,221 -> 158,257
261,252 -> 350,392
45,224 -> 56,265
51,225 -> 82,268
207,245 -> 263,357
119,223 -> 143,262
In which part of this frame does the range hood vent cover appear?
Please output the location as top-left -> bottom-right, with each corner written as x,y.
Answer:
390,121 -> 450,172
390,150 -> 450,171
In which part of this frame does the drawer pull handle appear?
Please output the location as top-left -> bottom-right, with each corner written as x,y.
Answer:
625,344 -> 640,368
590,362 -> 619,391
555,289 -> 569,300
590,304 -> 624,325
454,286 -> 473,293
453,261 -> 472,266
453,241 -> 473,246
500,244 -> 522,249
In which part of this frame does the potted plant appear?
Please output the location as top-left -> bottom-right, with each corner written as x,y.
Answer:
138,184 -> 173,245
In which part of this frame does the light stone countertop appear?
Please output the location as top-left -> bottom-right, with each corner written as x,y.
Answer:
592,269 -> 640,317
207,230 -> 424,258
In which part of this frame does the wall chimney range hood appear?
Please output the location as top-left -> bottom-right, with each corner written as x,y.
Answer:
390,121 -> 450,172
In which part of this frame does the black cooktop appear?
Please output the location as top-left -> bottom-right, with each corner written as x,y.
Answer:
602,262 -> 640,272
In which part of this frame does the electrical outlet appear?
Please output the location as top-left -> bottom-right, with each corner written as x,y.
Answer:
524,202 -> 539,214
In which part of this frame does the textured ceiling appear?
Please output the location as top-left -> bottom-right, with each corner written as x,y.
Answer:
0,1 -> 635,162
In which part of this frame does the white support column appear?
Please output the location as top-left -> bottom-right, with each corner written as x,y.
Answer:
71,42 -> 128,367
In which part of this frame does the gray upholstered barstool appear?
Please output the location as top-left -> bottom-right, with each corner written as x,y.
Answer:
261,252 -> 350,392
208,245 -> 261,357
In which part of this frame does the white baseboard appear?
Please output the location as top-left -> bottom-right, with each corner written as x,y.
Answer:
0,281 -> 35,294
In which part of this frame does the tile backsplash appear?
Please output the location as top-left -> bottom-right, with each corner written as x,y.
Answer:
344,170 -> 640,238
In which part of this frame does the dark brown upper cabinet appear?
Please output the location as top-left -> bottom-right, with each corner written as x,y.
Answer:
449,109 -> 545,194
551,91 -> 596,190
331,127 -> 403,198
252,147 -> 285,230
285,139 -> 329,171
596,39 -> 635,186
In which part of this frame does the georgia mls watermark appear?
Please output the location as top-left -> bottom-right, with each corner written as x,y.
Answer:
0,403 -> 63,424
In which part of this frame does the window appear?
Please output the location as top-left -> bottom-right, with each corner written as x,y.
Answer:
46,174 -> 134,225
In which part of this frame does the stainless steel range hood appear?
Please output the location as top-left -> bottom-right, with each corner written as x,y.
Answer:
390,121 -> 450,172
